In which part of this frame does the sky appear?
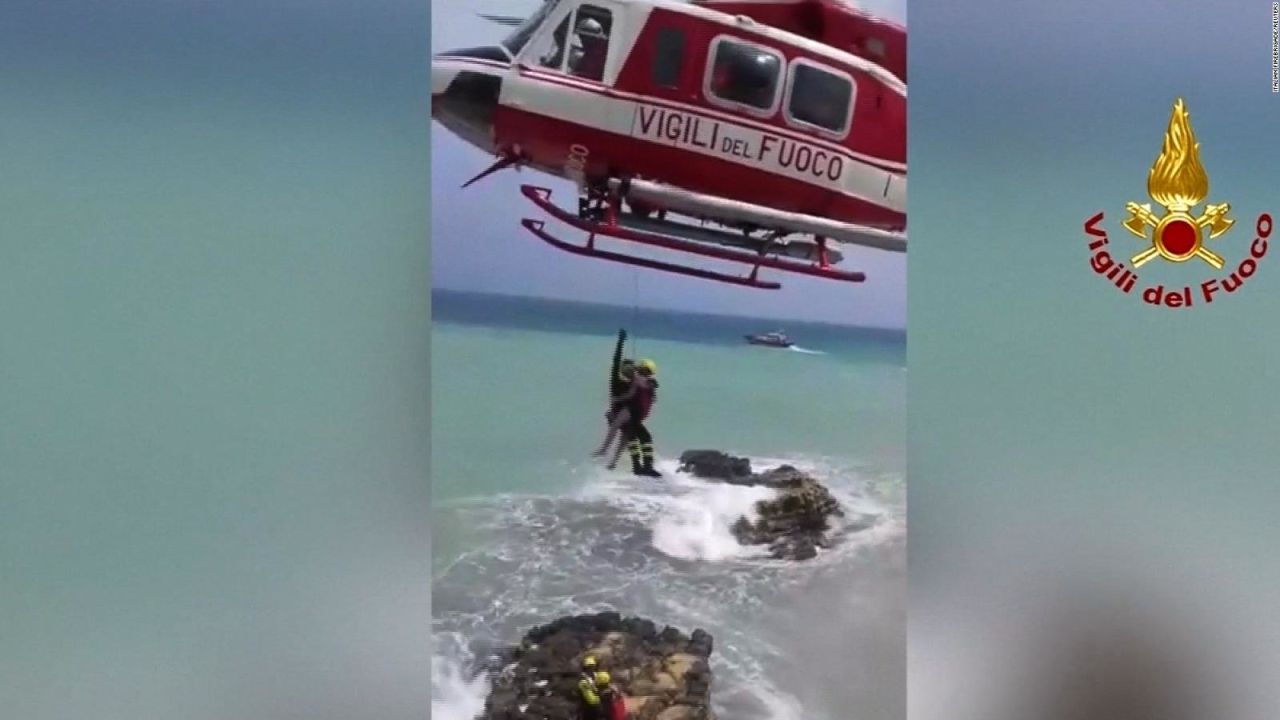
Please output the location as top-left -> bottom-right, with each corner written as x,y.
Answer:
430,0 -> 907,328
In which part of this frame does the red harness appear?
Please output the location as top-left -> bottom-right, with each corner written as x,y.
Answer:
635,385 -> 654,420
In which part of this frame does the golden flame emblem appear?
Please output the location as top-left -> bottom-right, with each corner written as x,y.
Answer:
1124,98 -> 1235,269
1147,99 -> 1207,211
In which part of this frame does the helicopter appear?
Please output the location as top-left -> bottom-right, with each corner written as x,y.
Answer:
433,0 -> 906,290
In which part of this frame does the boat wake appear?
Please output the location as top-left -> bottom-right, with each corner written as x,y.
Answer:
786,345 -> 825,355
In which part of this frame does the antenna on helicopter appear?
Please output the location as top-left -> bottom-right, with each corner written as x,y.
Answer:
477,13 -> 527,26
477,0 -> 553,27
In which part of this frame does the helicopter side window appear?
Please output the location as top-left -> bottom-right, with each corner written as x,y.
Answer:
784,60 -> 854,137
566,5 -> 613,82
704,38 -> 783,114
650,28 -> 685,88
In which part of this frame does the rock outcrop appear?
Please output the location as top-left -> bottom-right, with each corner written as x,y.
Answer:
679,449 -> 865,561
675,450 -> 754,484
482,612 -> 715,720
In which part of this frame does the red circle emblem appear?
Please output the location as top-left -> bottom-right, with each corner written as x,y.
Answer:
1160,218 -> 1198,256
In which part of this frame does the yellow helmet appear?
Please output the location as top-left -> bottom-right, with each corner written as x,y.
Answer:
637,358 -> 657,376
594,671 -> 611,686
582,656 -> 597,669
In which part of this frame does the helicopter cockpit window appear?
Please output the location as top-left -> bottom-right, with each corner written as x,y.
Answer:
705,38 -> 783,113
785,61 -> 854,136
566,5 -> 613,82
531,14 -> 573,70
501,0 -> 560,57
524,3 -> 613,81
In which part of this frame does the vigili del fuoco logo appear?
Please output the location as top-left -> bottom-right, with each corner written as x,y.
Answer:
1083,98 -> 1272,308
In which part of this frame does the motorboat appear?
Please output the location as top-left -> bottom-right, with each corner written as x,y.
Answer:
744,330 -> 793,348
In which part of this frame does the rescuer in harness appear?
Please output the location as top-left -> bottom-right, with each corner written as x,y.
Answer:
620,358 -> 660,477
593,329 -> 661,477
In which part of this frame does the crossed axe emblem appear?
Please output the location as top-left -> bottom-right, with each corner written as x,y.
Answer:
1123,201 -> 1234,270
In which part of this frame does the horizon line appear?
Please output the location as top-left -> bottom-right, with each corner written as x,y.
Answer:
432,286 -> 907,335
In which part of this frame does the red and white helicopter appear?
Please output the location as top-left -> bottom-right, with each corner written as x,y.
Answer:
432,0 -> 906,290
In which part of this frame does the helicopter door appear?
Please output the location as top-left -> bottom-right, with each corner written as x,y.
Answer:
520,1 -> 619,84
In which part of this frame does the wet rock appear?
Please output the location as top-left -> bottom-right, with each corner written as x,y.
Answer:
480,612 -> 716,720
677,450 -> 851,561
677,450 -> 752,483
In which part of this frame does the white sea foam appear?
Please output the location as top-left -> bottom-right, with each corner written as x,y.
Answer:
432,453 -> 904,720
431,637 -> 489,720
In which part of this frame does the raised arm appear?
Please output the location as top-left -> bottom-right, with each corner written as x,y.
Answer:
608,328 -> 626,387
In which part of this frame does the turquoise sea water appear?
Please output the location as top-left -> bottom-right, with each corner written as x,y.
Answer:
431,290 -> 906,720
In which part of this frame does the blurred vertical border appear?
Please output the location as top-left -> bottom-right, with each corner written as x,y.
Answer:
908,0 -> 1280,718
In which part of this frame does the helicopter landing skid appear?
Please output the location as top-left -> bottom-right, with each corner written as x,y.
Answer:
521,219 -> 782,289
518,185 -> 866,290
